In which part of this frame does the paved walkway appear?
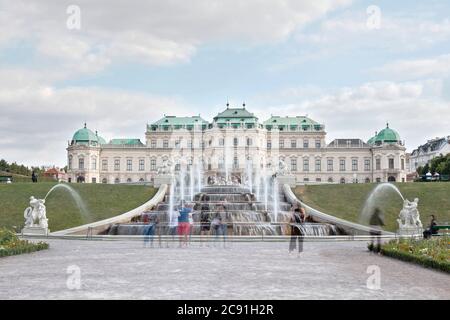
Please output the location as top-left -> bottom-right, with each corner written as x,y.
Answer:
0,238 -> 449,299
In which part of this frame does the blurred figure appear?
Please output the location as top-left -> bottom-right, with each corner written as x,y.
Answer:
200,197 -> 211,246
143,214 -> 159,248
289,206 -> 305,256
423,215 -> 438,239
177,201 -> 192,247
369,207 -> 385,253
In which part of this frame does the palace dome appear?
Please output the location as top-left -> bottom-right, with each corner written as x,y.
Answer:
71,124 -> 100,145
374,124 -> 401,144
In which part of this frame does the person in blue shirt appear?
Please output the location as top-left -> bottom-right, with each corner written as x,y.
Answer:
177,200 -> 193,247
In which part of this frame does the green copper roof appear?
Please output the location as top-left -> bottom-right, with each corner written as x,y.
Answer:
263,116 -> 323,130
109,139 -> 144,146
72,124 -> 98,143
151,115 -> 208,126
97,135 -> 107,145
375,124 -> 401,143
214,107 -> 257,120
263,116 -> 319,126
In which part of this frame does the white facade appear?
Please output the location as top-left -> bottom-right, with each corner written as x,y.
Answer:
67,107 -> 408,185
410,136 -> 450,172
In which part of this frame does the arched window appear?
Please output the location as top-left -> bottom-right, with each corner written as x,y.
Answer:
388,176 -> 396,182
114,178 -> 120,184
328,177 -> 333,183
68,155 -> 73,170
127,178 -> 132,183
139,178 -> 145,182
365,177 -> 370,183
102,178 -> 107,184
340,177 -> 345,184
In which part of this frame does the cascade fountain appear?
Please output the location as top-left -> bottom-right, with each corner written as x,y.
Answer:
108,168 -> 340,237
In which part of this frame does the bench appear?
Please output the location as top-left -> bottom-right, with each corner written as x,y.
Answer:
432,225 -> 450,236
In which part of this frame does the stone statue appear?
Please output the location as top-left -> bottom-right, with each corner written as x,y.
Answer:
157,159 -> 174,175
277,159 -> 290,176
24,196 -> 48,228
397,198 -> 423,233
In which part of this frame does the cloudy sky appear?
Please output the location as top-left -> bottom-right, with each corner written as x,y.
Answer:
1,0 -> 449,167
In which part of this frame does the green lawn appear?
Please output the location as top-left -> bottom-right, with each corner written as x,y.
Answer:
294,183 -> 450,232
0,182 -> 157,232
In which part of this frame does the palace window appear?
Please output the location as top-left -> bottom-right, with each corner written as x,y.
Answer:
303,139 -> 309,148
151,159 -> 156,171
91,157 -> 97,170
102,178 -> 107,184
219,138 -> 224,146
233,157 -> 239,169
92,178 -> 96,184
233,138 -> 238,147
339,159 -> 346,171
327,159 -> 333,171
291,140 -> 297,148
78,157 -> 84,170
376,158 -> 381,170
68,156 -> 73,170
316,178 -> 321,182
219,158 -> 224,170
114,159 -> 120,171
163,140 -> 169,148
187,140 -> 193,148
175,164 -> 180,172
127,178 -> 132,183
279,139 -> 284,149
364,159 -> 370,171
352,159 -> 358,171
139,159 -> 145,171
127,159 -> 132,171
365,177 -> 371,183
315,139 -> 321,148
115,178 -> 120,184
389,158 -> 394,169
175,140 -> 181,149
291,158 -> 297,172
247,138 -> 252,146
267,140 -> 272,149
340,177 -> 345,184
303,158 -> 309,172
315,159 -> 321,172
401,158 -> 405,170
102,159 -> 108,171
151,140 -> 157,148
328,177 -> 333,183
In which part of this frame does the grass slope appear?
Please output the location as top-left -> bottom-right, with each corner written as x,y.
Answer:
0,183 -> 157,232
294,183 -> 450,232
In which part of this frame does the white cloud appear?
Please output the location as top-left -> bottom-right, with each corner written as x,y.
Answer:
0,0 -> 352,74
0,78 -> 188,166
252,81 -> 450,151
373,54 -> 450,80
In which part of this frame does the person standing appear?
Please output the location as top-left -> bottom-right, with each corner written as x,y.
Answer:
369,207 -> 385,253
289,206 -> 305,256
200,198 -> 211,246
177,201 -> 192,247
31,171 -> 37,183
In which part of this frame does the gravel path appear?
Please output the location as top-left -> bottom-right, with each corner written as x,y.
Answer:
0,238 -> 448,299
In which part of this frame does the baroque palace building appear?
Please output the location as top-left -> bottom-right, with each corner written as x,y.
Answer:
67,105 -> 407,185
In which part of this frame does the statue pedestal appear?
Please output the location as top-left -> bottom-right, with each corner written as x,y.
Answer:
154,175 -> 172,188
22,226 -> 49,236
397,227 -> 423,237
277,175 -> 297,187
